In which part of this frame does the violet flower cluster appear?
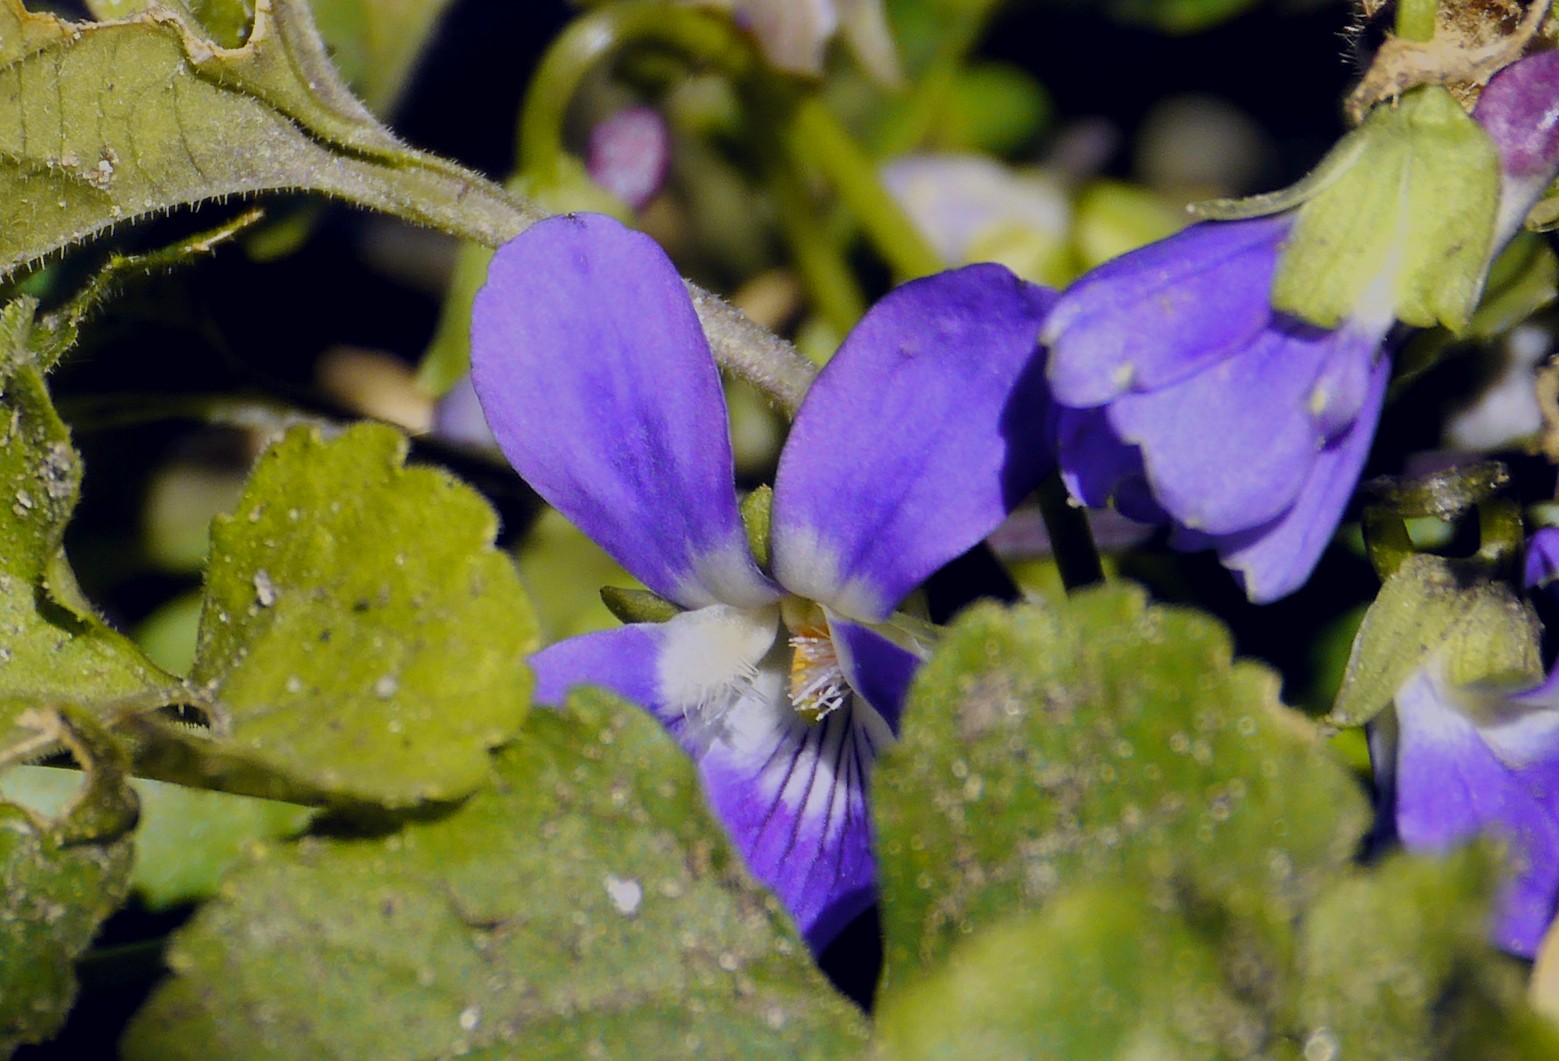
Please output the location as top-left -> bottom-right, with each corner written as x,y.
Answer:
1043,51 -> 1559,603
467,52 -> 1559,955
470,213 -> 1055,949
1372,528 -> 1559,958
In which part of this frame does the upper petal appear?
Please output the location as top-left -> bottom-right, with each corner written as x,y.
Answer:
1043,217 -> 1289,408
771,264 -> 1057,622
1215,356 -> 1388,603
471,214 -> 777,610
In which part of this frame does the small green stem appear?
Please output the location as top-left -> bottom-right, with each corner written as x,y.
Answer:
516,3 -> 749,185
1477,497 -> 1525,574
1036,474 -> 1104,593
1362,505 -> 1416,581
785,95 -> 945,282
1394,0 -> 1437,41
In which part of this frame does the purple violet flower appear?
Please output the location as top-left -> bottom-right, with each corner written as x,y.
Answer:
1372,528 -> 1559,958
1043,52 -> 1559,603
470,213 -> 1056,950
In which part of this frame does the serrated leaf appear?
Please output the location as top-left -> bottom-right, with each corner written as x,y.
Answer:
0,709 -> 138,1052
1294,848 -> 1559,1060
876,884 -> 1265,1061
88,0 -> 452,116
140,423 -> 535,810
0,298 -> 179,758
874,587 -> 1369,983
0,0 -> 535,282
1328,554 -> 1542,728
122,689 -> 870,1059
1272,85 -> 1501,332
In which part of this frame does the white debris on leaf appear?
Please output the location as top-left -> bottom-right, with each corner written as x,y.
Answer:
603,874 -> 643,916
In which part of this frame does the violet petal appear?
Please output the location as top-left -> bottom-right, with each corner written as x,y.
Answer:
829,616 -> 921,735
696,694 -> 892,951
1107,325 -> 1332,535
1389,664 -> 1559,957
1043,217 -> 1289,407
772,263 -> 1057,623
471,215 -> 778,610
1216,356 -> 1388,603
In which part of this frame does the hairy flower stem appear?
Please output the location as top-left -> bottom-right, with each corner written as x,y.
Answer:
1395,0 -> 1438,41
1037,473 -> 1105,593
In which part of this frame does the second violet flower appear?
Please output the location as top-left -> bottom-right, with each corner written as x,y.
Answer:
471,213 -> 1056,950
1043,52 -> 1559,604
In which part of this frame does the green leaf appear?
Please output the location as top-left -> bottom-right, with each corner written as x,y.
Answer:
519,507 -> 651,642
0,298 -> 179,759
122,689 -> 871,1059
88,0 -> 453,116
139,423 -> 535,810
874,587 -> 1369,982
1294,848 -> 1559,1060
1271,86 -> 1501,332
308,0 -> 458,116
0,0 -> 535,282
1328,554 -> 1542,728
0,709 -> 138,1052
876,884 -> 1264,1060
0,765 -> 312,909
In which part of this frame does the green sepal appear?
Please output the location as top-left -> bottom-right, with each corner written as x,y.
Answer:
1191,133 -> 1367,222
1328,554 -> 1543,728
740,485 -> 774,570
1274,86 -> 1500,332
600,586 -> 681,626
